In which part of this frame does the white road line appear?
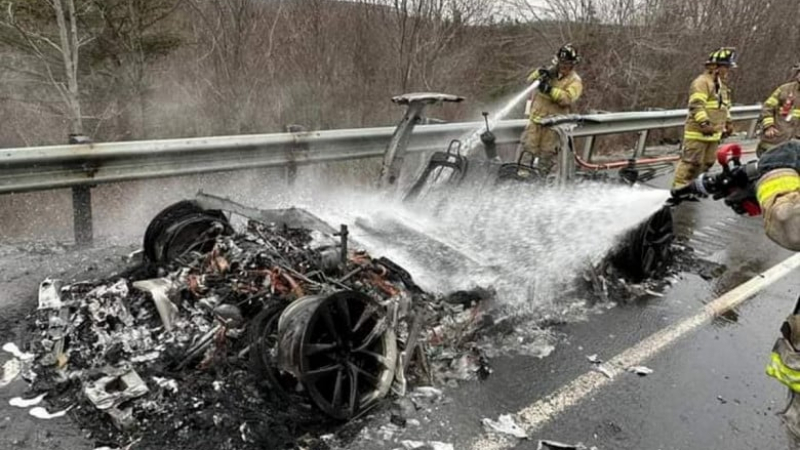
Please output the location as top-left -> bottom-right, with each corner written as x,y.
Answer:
471,252 -> 800,450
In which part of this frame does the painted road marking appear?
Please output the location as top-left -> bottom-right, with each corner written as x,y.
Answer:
471,252 -> 800,450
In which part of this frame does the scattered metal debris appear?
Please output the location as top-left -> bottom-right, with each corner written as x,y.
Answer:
37,278 -> 63,310
0,358 -> 22,387
132,278 -> 178,331
84,367 -> 149,410
152,376 -> 178,393
2,342 -> 34,361
644,289 -> 664,298
482,413 -> 527,439
592,365 -> 614,379
537,440 -> 598,450
626,365 -> 654,376
9,393 -> 46,408
29,406 -> 70,419
401,440 -> 455,450
410,386 -> 443,399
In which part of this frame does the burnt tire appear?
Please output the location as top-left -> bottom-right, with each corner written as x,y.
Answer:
276,292 -> 397,420
249,303 -> 297,398
143,200 -> 230,264
612,206 -> 674,281
144,201 -> 205,262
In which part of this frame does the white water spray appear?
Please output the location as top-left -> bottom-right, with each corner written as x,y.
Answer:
271,179 -> 670,315
461,81 -> 539,157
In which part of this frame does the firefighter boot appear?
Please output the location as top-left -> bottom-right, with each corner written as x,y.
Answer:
767,313 -> 800,445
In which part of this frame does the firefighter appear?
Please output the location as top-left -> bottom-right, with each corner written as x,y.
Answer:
748,143 -> 800,252
754,142 -> 800,446
672,47 -> 737,188
672,140 -> 800,446
757,64 -> 800,157
521,43 -> 583,176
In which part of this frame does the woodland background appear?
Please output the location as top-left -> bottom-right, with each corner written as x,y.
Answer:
0,0 -> 796,146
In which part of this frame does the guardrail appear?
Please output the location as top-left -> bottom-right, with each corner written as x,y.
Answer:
0,104 -> 762,243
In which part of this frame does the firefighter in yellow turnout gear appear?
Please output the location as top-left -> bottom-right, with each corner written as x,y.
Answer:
672,48 -> 737,188
757,144 -> 800,445
757,64 -> 800,157
673,140 -> 800,447
521,44 -> 583,176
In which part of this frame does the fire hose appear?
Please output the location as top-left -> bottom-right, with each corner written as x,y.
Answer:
573,144 -> 756,172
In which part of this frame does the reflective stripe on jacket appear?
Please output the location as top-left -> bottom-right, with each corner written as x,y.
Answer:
527,70 -> 583,124
761,81 -> 800,146
685,71 -> 731,142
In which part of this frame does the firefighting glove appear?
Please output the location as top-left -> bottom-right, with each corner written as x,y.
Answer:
538,79 -> 553,95
536,67 -> 552,82
765,126 -> 779,139
722,121 -> 735,138
699,121 -> 715,136
723,184 -> 761,216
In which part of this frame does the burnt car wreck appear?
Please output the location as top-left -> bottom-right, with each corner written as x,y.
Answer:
6,191 -> 496,448
141,193 -> 416,421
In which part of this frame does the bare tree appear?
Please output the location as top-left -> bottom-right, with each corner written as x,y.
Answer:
0,0 -> 90,135
87,0 -> 183,138
181,0 -> 285,134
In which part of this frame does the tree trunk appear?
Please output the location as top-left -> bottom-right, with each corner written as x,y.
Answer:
52,0 -> 84,135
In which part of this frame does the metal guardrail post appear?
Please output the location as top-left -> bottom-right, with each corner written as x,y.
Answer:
747,118 -> 759,140
580,109 -> 608,162
635,130 -> 649,157
72,186 -> 92,245
555,124 -> 577,185
68,133 -> 93,245
582,136 -> 595,161
285,124 -> 307,187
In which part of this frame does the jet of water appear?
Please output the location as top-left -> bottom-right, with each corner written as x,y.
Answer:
461,81 -> 540,157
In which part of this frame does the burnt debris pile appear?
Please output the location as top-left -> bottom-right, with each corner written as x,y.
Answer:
6,195 -> 495,449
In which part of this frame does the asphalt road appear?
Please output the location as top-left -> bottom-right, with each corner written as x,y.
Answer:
337,198 -> 798,450
1,154 -> 799,450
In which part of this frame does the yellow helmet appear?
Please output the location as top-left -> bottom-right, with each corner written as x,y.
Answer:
705,47 -> 737,67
